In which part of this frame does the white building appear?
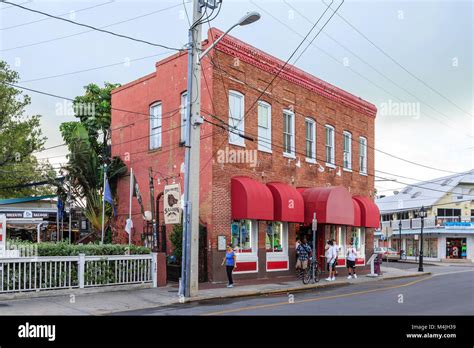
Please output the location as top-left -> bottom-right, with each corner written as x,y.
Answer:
375,170 -> 474,262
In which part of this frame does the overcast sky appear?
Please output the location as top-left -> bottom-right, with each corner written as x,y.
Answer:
1,0 -> 472,195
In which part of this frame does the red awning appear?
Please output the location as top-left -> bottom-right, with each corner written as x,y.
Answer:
353,195 -> 380,228
353,199 -> 362,227
300,186 -> 354,225
266,182 -> 304,223
231,176 -> 274,220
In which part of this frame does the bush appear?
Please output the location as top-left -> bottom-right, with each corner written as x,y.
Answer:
169,224 -> 183,262
6,239 -> 151,256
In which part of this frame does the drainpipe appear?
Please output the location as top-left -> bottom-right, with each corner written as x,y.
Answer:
156,192 -> 164,252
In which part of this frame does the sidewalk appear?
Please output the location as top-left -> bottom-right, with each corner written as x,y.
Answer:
0,266 -> 430,315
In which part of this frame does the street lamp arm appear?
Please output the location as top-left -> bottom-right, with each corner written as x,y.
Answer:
198,23 -> 239,61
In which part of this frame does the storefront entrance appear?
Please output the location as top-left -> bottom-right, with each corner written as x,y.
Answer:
446,238 -> 467,259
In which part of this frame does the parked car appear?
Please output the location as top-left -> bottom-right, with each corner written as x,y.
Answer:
374,247 -> 399,261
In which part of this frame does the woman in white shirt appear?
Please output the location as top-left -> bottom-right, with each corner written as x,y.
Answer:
346,239 -> 358,279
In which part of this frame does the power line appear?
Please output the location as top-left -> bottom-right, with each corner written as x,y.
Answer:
0,0 -> 30,10
253,1 -> 473,139
207,57 -> 461,175
0,0 -> 114,31
0,1 -> 185,52
321,0 -> 473,119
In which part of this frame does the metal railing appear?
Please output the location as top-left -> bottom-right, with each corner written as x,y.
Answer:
0,253 -> 156,293
380,216 -> 466,230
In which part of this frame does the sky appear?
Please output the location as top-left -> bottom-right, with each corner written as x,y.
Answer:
0,0 -> 472,196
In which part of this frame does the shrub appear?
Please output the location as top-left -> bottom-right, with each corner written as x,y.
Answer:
6,239 -> 151,256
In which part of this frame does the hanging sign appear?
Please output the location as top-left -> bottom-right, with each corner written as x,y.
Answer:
164,184 -> 182,225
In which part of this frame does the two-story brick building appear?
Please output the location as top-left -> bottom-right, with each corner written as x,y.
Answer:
111,28 -> 380,283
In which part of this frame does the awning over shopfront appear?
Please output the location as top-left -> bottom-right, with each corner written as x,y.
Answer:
231,176 -> 274,220
299,186 -> 354,225
266,182 -> 304,223
353,195 -> 380,228
353,199 -> 362,226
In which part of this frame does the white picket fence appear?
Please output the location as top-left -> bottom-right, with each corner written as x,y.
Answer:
0,253 -> 157,293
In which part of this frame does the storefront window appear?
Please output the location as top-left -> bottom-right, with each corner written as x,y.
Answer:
406,238 -> 419,256
446,238 -> 466,259
349,227 -> 365,258
265,222 -> 285,252
422,238 -> 438,258
231,220 -> 253,253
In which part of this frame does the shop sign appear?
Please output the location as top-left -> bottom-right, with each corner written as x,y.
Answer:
445,222 -> 474,229
0,211 -> 53,219
164,184 -> 181,225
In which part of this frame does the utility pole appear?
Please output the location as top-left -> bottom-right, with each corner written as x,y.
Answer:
67,177 -> 72,243
181,0 -> 205,298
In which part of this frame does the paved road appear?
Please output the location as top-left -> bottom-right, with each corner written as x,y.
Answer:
115,266 -> 474,316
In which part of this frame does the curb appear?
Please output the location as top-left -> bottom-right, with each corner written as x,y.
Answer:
181,272 -> 430,304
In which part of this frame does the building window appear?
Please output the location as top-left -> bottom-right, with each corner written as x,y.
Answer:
228,90 -> 245,147
423,238 -> 438,258
149,102 -> 162,150
437,208 -> 461,217
283,110 -> 295,157
396,211 -> 409,220
343,131 -> 352,170
265,222 -> 286,252
349,227 -> 365,259
257,101 -> 271,153
180,92 -> 188,144
381,214 -> 392,222
231,220 -> 256,253
359,136 -> 367,174
325,125 -> 335,165
305,118 -> 316,162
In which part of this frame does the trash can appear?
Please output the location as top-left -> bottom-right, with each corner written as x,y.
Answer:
374,253 -> 383,275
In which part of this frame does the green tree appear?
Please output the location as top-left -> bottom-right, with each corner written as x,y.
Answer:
59,83 -> 126,237
0,61 -> 55,198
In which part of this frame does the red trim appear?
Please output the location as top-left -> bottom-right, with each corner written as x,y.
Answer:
266,182 -> 304,223
355,258 -> 365,265
267,261 -> 288,270
231,176 -> 274,220
353,196 -> 380,228
234,261 -> 257,272
299,186 -> 354,225
336,258 -> 346,266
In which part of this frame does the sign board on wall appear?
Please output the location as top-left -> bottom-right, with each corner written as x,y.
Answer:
164,184 -> 182,225
218,236 -> 226,251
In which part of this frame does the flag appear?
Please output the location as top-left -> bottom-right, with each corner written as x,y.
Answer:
104,178 -> 117,216
57,197 -> 64,220
125,218 -> 133,235
131,174 -> 145,217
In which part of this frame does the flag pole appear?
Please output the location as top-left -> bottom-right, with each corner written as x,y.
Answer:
101,163 -> 107,244
129,167 -> 133,245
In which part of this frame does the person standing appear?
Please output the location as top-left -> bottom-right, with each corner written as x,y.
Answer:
296,237 -> 312,272
325,240 -> 337,281
222,244 -> 237,288
346,240 -> 358,279
332,239 -> 339,277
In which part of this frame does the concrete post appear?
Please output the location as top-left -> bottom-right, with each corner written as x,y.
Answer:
151,252 -> 158,288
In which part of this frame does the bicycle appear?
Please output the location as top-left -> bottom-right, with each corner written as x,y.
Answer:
302,257 -> 320,284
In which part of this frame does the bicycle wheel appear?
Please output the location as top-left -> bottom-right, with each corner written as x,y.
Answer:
314,264 -> 320,283
302,265 -> 312,284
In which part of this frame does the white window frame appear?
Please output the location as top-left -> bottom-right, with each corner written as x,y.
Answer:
283,109 -> 295,158
232,219 -> 258,256
325,124 -> 335,167
149,102 -> 162,150
228,90 -> 245,147
180,91 -> 188,144
359,136 -> 367,175
266,222 -> 289,272
257,100 -> 272,153
305,118 -> 316,163
343,131 -> 352,171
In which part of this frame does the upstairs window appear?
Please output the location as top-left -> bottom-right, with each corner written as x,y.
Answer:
305,118 -> 316,162
149,102 -> 162,150
343,131 -> 352,170
180,91 -> 188,143
359,136 -> 367,174
257,101 -> 272,152
228,90 -> 245,147
325,125 -> 335,165
283,110 -> 295,157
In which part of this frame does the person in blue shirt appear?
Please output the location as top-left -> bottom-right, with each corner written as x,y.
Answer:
221,244 -> 237,288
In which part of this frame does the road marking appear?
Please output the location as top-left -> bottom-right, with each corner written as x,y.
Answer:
201,275 -> 433,316
431,269 -> 474,277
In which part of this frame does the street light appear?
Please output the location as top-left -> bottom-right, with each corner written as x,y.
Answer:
398,219 -> 402,260
418,206 -> 427,272
199,11 -> 261,60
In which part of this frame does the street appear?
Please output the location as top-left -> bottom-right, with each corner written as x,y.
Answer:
114,265 -> 474,316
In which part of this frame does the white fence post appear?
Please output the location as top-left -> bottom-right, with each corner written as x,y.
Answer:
151,252 -> 158,288
78,253 -> 85,288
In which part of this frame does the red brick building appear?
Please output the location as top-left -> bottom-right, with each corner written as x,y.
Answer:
111,28 -> 380,283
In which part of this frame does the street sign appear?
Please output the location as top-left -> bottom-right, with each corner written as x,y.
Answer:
164,183 -> 182,224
